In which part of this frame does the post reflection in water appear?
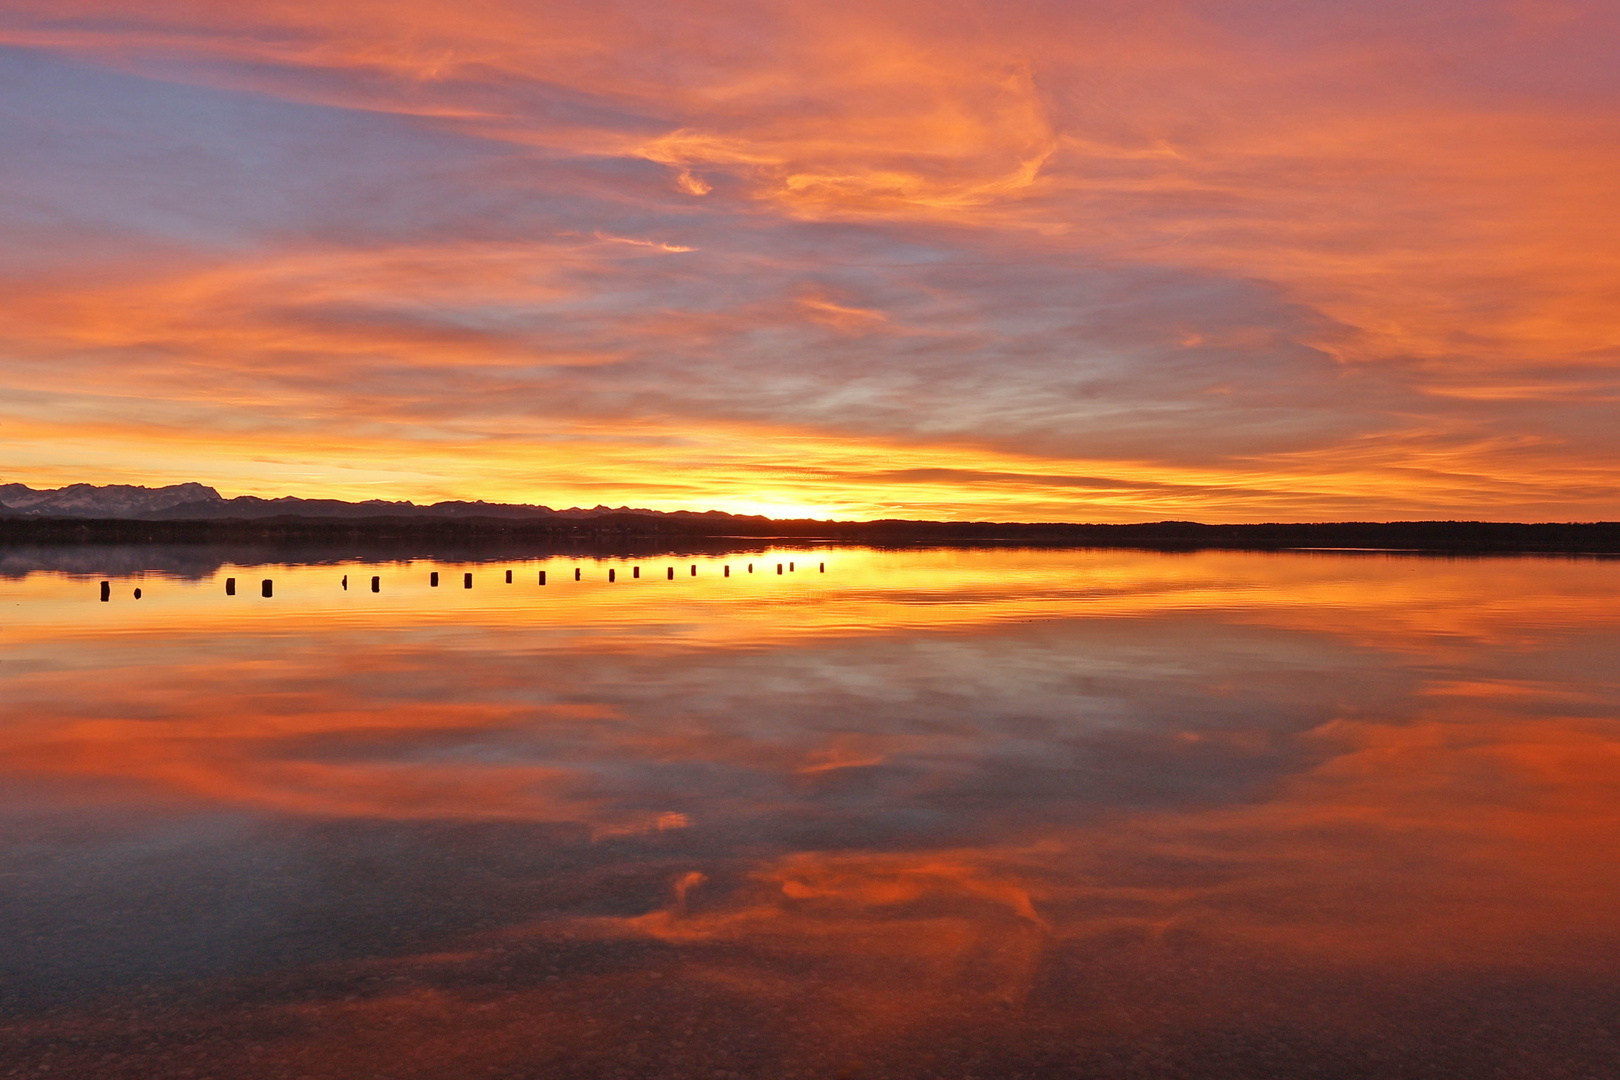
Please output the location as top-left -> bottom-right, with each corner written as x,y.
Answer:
3,547 -> 1619,1079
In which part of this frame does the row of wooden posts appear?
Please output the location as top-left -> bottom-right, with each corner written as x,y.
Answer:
99,561 -> 825,600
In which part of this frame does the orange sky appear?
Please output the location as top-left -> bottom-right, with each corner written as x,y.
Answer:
1,0 -> 1617,519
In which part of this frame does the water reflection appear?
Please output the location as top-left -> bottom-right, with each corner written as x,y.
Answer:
3,547 -> 1618,1078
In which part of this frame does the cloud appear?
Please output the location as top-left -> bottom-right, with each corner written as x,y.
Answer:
0,1 -> 1617,517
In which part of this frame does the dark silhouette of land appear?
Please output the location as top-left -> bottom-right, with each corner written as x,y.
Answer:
4,483 -> 1616,556
3,513 -> 1619,563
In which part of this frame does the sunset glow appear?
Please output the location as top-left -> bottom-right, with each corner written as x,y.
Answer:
3,1 -> 1617,518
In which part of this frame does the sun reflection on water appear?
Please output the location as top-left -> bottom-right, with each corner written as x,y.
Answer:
2,547 -> 1619,1077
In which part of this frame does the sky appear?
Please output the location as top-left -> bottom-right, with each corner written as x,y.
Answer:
1,0 -> 1617,521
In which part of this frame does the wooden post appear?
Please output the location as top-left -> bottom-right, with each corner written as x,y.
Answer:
609,568 -> 616,582
789,561 -> 794,572
776,563 -> 783,574
724,565 -> 730,577
667,566 -> 674,579
574,567 -> 581,581
371,576 -> 380,592
262,579 -> 273,598
431,571 -> 439,587
506,569 -> 513,583
748,563 -> 754,573
133,587 -> 142,599
539,570 -> 547,585
342,574 -> 348,590
633,566 -> 641,578
690,564 -> 697,576
819,562 -> 825,572
225,577 -> 235,595
100,581 -> 110,602
464,572 -> 473,588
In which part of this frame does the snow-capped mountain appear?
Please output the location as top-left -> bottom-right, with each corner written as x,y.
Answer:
0,482 -> 718,521
0,482 -> 223,517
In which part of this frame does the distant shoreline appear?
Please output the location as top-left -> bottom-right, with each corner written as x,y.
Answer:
4,514 -> 1619,555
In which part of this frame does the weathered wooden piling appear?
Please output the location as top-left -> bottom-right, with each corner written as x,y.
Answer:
371,576 -> 380,592
574,567 -> 581,581
225,577 -> 235,595
667,566 -> 674,579
776,563 -> 783,574
748,563 -> 754,573
609,568 -> 616,582
539,570 -> 547,585
724,565 -> 730,577
633,566 -> 641,578
430,571 -> 440,587
506,569 -> 513,583
464,572 -> 473,589
100,580 -> 110,602
789,561 -> 794,572
133,587 -> 142,599
819,562 -> 825,572
342,575 -> 348,590
261,579 -> 272,598
691,564 -> 697,576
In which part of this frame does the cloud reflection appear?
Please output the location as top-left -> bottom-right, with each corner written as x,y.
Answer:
4,548 -> 1620,1074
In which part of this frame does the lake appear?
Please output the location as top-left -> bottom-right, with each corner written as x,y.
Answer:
4,546 -> 1619,1079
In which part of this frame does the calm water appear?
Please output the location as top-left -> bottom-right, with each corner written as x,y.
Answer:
3,546 -> 1619,1079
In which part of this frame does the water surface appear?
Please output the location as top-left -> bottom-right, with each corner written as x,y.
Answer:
4,547 -> 1619,1078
